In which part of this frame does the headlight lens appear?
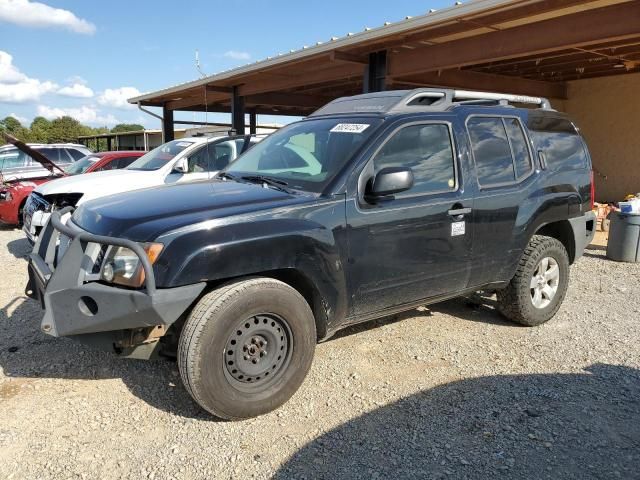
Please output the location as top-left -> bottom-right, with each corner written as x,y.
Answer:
0,190 -> 11,202
100,243 -> 163,287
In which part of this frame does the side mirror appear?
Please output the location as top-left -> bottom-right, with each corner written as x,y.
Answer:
367,167 -> 414,198
172,158 -> 188,174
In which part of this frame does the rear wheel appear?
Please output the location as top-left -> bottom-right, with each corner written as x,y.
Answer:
497,235 -> 570,326
178,277 -> 316,419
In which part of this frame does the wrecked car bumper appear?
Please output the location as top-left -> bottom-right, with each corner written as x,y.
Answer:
26,208 -> 205,357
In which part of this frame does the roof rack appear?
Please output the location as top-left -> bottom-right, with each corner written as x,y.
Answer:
310,88 -> 553,117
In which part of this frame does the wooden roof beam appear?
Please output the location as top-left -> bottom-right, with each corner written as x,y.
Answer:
388,2 -> 640,78
237,63 -> 364,97
390,68 -> 567,99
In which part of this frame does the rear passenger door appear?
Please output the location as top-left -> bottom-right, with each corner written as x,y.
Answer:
465,115 -> 537,286
346,118 -> 474,317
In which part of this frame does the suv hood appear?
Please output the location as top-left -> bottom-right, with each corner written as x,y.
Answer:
73,179 -> 312,241
36,169 -> 158,201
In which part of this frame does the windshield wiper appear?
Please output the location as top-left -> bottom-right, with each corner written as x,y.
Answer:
241,175 -> 293,193
216,171 -> 236,181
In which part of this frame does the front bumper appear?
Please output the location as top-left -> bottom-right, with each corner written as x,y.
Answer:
27,208 -> 205,353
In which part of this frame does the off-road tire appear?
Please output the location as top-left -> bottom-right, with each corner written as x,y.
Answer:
178,277 -> 316,420
497,235 -> 570,326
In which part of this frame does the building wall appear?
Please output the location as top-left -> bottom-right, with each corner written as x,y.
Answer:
562,72 -> 640,202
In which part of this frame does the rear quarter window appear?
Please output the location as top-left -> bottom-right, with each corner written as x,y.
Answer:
527,116 -> 588,171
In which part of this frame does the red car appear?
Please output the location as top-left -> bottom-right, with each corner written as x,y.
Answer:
0,150 -> 144,226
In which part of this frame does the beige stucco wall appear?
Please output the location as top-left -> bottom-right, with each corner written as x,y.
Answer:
561,72 -> 640,202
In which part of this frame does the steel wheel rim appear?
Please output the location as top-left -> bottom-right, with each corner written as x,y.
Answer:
223,313 -> 292,391
530,256 -> 560,309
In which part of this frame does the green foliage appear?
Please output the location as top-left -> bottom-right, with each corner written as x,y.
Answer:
0,115 -> 145,147
0,116 -> 31,144
111,123 -> 144,133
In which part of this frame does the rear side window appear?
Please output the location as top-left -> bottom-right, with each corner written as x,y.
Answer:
373,123 -> 456,195
467,116 -> 533,187
504,118 -> 532,179
528,117 -> 587,171
37,148 -> 68,163
467,117 -> 515,186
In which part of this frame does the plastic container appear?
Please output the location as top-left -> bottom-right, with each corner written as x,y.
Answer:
606,211 -> 640,262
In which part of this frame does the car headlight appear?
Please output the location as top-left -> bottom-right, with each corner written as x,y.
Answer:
0,190 -> 11,202
101,243 -> 163,288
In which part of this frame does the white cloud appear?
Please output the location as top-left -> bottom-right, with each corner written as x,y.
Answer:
8,112 -> 28,124
37,105 -> 119,126
58,83 -> 94,98
97,86 -> 141,109
224,50 -> 251,61
0,0 -> 95,34
0,50 -> 58,103
66,75 -> 87,85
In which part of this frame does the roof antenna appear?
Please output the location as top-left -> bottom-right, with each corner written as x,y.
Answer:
195,49 -> 207,78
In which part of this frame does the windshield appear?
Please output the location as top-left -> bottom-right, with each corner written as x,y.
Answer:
225,117 -> 382,192
126,140 -> 195,171
65,155 -> 100,175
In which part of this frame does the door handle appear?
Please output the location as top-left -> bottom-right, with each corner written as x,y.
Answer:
448,207 -> 472,217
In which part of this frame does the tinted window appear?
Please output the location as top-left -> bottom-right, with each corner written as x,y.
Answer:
528,117 -> 587,170
373,123 -> 456,195
468,117 -> 515,186
36,148 -> 69,164
66,148 -> 86,161
504,118 -> 532,179
115,156 -> 139,169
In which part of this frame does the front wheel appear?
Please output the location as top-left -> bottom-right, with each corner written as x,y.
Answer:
497,235 -> 570,326
178,277 -> 316,420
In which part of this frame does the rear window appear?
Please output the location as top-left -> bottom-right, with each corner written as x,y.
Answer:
527,116 -> 588,170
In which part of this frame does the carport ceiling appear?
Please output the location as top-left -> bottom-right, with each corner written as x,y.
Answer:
130,0 -> 640,116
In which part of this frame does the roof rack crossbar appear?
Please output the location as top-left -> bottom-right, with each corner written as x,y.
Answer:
451,90 -> 551,109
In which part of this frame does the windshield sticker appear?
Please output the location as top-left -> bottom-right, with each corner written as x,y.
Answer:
175,142 -> 193,147
330,123 -> 370,134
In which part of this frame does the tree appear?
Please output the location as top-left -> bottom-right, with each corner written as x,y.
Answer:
47,116 -> 87,143
29,116 -> 52,143
0,116 -> 31,144
111,123 -> 144,133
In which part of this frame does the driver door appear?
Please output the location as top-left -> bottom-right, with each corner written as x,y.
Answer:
346,118 -> 474,317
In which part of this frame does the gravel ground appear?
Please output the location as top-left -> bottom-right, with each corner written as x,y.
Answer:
0,226 -> 638,480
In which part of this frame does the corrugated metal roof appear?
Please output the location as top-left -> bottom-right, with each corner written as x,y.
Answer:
128,0 -> 520,104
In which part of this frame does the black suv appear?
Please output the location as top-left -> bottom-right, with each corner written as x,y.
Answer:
26,89 -> 596,419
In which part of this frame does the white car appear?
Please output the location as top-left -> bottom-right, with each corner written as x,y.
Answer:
23,134 -> 263,243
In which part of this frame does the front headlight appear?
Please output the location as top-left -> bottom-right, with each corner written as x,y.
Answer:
0,190 -> 11,202
101,243 -> 163,288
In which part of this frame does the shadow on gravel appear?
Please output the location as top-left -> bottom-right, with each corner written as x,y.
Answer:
275,364 -> 640,480
7,237 -> 31,259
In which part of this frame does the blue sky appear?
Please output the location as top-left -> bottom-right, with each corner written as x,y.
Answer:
0,0 -> 452,130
